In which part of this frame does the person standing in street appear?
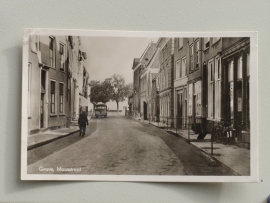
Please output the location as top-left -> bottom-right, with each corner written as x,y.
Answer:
78,111 -> 89,136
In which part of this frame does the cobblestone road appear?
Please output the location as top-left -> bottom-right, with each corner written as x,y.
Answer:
27,113 -> 238,176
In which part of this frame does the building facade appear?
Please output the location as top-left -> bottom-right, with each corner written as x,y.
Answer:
221,37 -> 250,142
186,38 -> 204,135
157,38 -> 175,125
131,58 -> 141,117
173,38 -> 188,128
28,35 -> 89,134
139,43 -> 158,120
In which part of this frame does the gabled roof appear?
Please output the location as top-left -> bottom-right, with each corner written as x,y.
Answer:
132,58 -> 140,69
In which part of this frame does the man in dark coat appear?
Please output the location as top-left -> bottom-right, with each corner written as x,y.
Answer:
78,111 -> 89,136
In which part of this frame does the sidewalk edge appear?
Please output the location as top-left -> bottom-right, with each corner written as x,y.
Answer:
27,129 -> 80,151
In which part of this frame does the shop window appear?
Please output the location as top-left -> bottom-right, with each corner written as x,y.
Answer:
228,61 -> 234,119
237,57 -> 243,79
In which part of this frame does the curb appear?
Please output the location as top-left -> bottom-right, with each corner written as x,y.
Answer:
27,129 -> 80,151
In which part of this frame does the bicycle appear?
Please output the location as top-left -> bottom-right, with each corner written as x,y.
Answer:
211,120 -> 234,145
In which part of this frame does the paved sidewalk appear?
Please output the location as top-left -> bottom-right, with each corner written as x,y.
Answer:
167,129 -> 250,176
28,128 -> 79,150
191,142 -> 250,175
144,119 -> 250,176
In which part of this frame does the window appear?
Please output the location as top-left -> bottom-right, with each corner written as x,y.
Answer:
188,83 -> 193,116
228,61 -> 234,119
215,58 -> 221,119
60,43 -> 65,71
28,63 -> 32,117
204,37 -> 210,50
190,45 -> 194,72
181,57 -> 186,77
175,60 -> 180,79
195,81 -> 201,116
50,80 -> 56,114
49,36 -> 55,68
178,38 -> 183,49
247,54 -> 250,76
212,37 -> 220,44
59,83 -> 64,113
208,61 -> 214,118
195,41 -> 200,69
237,57 -> 243,79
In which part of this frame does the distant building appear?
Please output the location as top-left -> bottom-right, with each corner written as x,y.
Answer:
139,42 -> 157,120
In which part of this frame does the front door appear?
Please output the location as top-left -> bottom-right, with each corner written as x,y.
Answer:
40,93 -> 44,128
144,102 -> 147,120
177,93 -> 183,128
193,94 -> 196,132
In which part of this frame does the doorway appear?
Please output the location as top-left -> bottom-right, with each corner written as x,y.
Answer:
143,101 -> 148,120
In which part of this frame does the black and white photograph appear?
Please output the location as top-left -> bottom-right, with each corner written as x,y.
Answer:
21,29 -> 258,182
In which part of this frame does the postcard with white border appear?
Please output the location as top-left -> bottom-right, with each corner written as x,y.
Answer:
21,29 -> 258,182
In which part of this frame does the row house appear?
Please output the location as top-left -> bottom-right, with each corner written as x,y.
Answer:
173,38 -> 188,128
130,58 -> 140,117
140,43 -> 158,120
130,42 -> 157,119
28,35 -> 89,135
175,37 -> 250,142
157,38 -> 175,125
130,37 -> 250,143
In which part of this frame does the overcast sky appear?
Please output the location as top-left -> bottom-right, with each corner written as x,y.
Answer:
80,36 -> 158,84
80,36 -> 158,110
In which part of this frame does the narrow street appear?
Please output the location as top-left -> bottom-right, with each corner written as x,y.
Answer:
27,112 -> 237,176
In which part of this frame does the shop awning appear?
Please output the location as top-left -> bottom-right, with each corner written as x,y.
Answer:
79,96 -> 89,107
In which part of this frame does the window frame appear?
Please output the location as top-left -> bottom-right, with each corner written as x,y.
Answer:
204,37 -> 210,50
189,44 -> 194,72
212,37 -> 221,45
214,57 -> 221,120
207,59 -> 214,119
59,82 -> 64,114
59,42 -> 65,72
175,59 -> 181,79
178,38 -> 183,49
181,56 -> 187,78
50,80 -> 56,114
195,40 -> 200,70
49,36 -> 56,69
